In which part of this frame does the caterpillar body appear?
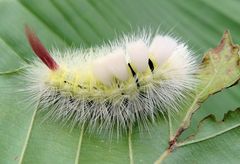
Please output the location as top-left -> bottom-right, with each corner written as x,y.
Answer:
23,27 -> 198,133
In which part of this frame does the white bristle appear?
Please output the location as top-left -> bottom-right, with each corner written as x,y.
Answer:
149,35 -> 178,66
126,40 -> 149,72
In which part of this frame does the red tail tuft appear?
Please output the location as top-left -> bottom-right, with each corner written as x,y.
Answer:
25,26 -> 59,70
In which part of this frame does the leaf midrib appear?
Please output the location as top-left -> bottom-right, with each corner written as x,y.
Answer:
18,108 -> 38,164
177,122 -> 240,147
74,125 -> 84,164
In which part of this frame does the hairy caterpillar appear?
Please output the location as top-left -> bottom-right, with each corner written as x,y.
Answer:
23,27 -> 198,133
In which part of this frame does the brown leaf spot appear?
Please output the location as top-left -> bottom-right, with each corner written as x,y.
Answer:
14,156 -> 19,161
213,36 -> 225,54
227,68 -> 233,75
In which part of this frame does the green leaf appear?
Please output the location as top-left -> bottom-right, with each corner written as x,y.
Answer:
165,31 -> 240,144
198,31 -> 240,101
164,108 -> 240,164
154,30 -> 240,164
179,84 -> 240,141
0,0 -> 240,164
179,108 -> 240,147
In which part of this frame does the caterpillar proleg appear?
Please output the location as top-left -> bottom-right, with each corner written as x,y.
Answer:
23,27 -> 198,133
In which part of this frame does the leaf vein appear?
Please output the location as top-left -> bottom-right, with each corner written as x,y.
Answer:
74,124 -> 85,164
128,128 -> 134,164
177,123 -> 240,147
18,108 -> 38,164
17,0 -> 71,46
